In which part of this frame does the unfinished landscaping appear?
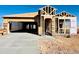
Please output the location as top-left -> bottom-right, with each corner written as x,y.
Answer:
0,5 -> 78,54
38,34 -> 79,54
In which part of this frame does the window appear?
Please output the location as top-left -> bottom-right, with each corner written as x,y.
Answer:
29,24 -> 36,29
46,6 -> 48,13
30,25 -> 32,29
59,19 -> 64,28
33,25 -> 36,29
26,24 -> 29,29
65,19 -> 71,28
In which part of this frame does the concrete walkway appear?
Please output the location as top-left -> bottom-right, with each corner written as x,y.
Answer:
0,33 -> 41,54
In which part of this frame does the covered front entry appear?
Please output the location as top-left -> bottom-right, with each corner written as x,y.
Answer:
45,18 -> 52,35
9,22 -> 38,34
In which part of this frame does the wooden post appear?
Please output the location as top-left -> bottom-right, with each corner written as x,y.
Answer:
58,18 -> 59,35
42,16 -> 45,35
39,16 -> 43,35
7,22 -> 10,34
64,18 -> 65,35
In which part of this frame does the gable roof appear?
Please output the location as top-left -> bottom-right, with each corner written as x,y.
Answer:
3,12 -> 38,18
39,5 -> 56,15
39,5 -> 56,11
56,11 -> 75,17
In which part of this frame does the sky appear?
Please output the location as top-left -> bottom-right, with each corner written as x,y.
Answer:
0,5 -> 79,28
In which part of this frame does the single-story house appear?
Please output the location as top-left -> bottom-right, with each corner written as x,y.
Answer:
3,5 -> 77,35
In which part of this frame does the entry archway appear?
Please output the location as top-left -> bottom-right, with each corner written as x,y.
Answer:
45,18 -> 52,35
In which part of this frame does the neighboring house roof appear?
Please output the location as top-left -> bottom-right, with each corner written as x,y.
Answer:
56,11 -> 75,17
3,12 -> 38,18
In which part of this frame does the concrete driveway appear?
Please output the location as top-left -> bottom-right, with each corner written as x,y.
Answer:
0,33 -> 41,54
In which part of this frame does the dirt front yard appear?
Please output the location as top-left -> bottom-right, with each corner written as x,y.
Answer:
38,35 -> 79,54
0,33 -> 41,54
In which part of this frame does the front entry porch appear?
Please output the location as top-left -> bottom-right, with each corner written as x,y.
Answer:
45,18 -> 52,35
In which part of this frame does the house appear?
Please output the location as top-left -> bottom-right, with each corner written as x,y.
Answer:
3,5 -> 77,36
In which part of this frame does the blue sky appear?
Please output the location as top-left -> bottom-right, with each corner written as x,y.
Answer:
0,5 -> 79,28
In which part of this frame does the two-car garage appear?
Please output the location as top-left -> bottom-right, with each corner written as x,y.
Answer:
9,22 -> 38,34
3,12 -> 39,34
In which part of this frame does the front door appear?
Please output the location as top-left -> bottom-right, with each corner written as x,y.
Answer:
45,18 -> 52,35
